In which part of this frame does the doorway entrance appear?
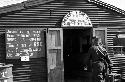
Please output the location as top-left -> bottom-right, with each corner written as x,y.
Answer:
63,28 -> 92,81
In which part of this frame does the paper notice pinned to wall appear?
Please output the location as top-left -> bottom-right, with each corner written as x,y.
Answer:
49,53 -> 56,69
21,56 -> 30,61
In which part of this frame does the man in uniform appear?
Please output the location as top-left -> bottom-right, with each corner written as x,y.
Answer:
87,37 -> 112,82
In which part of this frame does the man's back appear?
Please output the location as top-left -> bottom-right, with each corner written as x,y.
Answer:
88,46 -> 104,62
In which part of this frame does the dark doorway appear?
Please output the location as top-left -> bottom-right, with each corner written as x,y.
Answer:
63,28 -> 92,81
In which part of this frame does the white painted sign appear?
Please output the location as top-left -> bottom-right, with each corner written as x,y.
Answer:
61,10 -> 92,27
21,56 -> 30,61
118,34 -> 125,38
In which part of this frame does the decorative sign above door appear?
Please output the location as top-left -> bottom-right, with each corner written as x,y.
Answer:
61,10 -> 92,27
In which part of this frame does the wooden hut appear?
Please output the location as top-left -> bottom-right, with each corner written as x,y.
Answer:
0,0 -> 125,82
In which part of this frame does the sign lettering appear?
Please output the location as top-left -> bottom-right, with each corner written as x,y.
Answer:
6,28 -> 45,59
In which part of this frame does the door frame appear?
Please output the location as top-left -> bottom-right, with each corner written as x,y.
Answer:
46,27 -> 93,82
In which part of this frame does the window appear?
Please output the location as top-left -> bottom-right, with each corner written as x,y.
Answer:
113,34 -> 125,55
93,28 -> 107,48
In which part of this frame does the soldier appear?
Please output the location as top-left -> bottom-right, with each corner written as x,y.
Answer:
87,37 -> 112,82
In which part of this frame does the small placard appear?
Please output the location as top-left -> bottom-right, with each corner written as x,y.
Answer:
21,56 -> 30,61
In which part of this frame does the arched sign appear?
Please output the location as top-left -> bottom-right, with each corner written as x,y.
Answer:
61,10 -> 92,27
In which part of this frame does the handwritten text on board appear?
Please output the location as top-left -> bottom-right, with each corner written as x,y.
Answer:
6,29 -> 45,59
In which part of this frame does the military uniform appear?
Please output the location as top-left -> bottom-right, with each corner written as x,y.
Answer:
88,45 -> 108,82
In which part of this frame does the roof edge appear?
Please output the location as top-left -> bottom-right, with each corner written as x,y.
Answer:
88,0 -> 125,15
0,0 -> 54,14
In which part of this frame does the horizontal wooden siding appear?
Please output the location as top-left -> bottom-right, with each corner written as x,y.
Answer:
107,27 -> 125,79
0,0 -> 125,27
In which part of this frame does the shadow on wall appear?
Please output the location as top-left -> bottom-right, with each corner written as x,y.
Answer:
0,33 -> 6,63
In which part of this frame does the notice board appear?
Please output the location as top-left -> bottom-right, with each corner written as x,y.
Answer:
6,28 -> 45,59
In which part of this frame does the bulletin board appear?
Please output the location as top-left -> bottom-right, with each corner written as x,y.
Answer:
6,28 -> 46,59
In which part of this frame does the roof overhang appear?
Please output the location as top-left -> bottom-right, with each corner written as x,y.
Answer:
0,0 -> 54,14
88,0 -> 125,15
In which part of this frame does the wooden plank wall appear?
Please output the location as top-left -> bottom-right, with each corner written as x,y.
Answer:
0,0 -> 125,81
0,29 -> 47,82
6,58 -> 47,82
0,29 -> 6,63
107,27 -> 125,79
0,0 -> 54,14
0,0 -> 125,27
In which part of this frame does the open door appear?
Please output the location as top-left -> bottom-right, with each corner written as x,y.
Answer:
63,28 -> 92,82
46,28 -> 64,82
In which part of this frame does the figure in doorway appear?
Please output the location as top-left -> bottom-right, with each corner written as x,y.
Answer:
87,37 -> 112,82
